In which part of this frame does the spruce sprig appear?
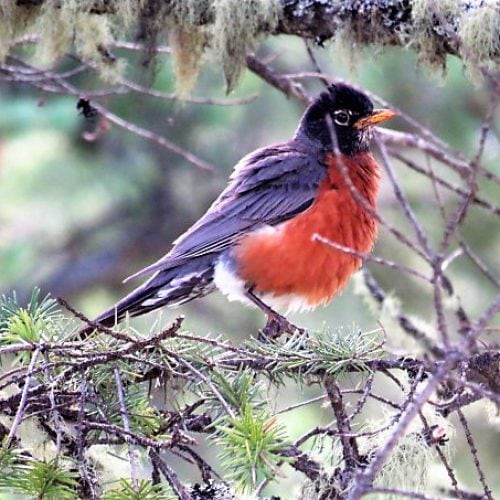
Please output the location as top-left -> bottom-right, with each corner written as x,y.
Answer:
244,326 -> 384,379
0,288 -> 64,364
102,478 -> 175,500
209,369 -> 266,414
216,403 -> 291,492
1,456 -> 79,499
0,445 -> 28,490
0,288 -> 61,331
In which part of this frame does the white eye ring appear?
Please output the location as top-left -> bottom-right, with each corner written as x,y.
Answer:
333,109 -> 351,126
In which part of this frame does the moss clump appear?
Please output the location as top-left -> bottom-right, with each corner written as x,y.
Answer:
164,0 -> 280,93
0,0 -> 138,82
168,24 -> 206,96
212,0 -> 280,90
373,433 -> 434,499
409,0 -> 460,70
73,13 -> 125,83
337,1 -> 499,79
459,2 -> 500,69
365,409 -> 453,499
34,2 -> 73,67
155,1 -> 210,96
411,0 -> 500,74
0,2 -> 41,61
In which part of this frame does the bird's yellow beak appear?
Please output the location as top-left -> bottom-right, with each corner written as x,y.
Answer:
354,109 -> 396,129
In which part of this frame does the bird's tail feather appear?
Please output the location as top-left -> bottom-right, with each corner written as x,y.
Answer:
80,258 -> 215,334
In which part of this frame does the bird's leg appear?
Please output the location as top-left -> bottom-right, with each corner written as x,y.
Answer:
244,287 -> 303,339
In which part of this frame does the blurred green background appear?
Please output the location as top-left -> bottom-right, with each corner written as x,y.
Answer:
1,36 -> 499,496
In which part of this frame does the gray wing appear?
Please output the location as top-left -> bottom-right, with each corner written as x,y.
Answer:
126,142 -> 326,280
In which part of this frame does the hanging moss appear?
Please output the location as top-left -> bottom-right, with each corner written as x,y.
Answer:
34,2 -> 73,67
0,2 -> 41,61
0,0 -> 280,91
330,0 -> 499,80
74,13 -> 126,82
459,2 -> 500,68
163,0 -> 280,93
0,1 -> 497,92
411,0 -> 500,74
371,409 -> 454,499
0,0 -> 138,82
410,0 -> 463,71
168,23 -> 207,96
211,0 -> 280,91
162,0 -> 212,95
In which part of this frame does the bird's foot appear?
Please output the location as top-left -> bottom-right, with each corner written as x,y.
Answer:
259,313 -> 304,341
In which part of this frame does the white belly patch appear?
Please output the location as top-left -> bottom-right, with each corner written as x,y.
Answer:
213,257 -> 317,314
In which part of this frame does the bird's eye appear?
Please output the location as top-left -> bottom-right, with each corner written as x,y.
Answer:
333,110 -> 351,126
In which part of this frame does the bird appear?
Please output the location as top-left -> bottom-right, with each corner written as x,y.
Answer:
86,83 -> 395,337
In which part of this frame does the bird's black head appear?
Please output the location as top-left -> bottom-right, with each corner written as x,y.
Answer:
297,83 -> 395,155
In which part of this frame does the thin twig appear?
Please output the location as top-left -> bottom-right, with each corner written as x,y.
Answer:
114,366 -> 140,489
456,408 -> 494,500
6,347 -> 41,446
149,449 -> 192,500
177,358 -> 236,419
313,233 -> 430,282
324,377 -> 359,471
43,350 -> 64,454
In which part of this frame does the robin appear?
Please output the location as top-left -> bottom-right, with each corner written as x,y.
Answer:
87,84 -> 395,336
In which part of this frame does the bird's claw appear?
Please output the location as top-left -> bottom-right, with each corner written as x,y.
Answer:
259,313 -> 304,341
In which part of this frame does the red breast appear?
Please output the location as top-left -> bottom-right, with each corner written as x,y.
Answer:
233,152 -> 380,308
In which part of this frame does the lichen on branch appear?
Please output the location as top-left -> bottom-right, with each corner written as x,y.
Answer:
1,0 -> 499,91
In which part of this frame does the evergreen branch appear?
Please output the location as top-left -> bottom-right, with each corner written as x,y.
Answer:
0,291 -> 498,496
80,421 -> 190,450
